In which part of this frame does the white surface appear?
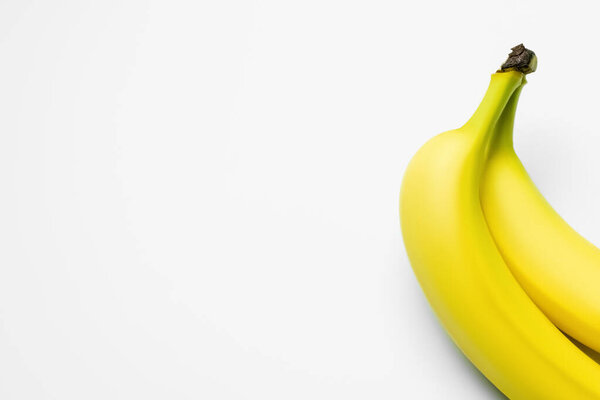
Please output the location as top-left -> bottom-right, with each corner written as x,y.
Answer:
0,0 -> 599,398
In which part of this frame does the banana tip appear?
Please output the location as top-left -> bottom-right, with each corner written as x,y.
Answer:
499,44 -> 536,75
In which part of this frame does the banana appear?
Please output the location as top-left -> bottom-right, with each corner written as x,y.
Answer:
480,64 -> 600,354
400,46 -> 600,399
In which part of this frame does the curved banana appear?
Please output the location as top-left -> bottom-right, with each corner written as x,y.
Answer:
480,70 -> 600,354
400,47 -> 600,399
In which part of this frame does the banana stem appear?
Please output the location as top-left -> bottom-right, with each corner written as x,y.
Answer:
461,44 -> 536,152
487,83 -> 525,152
461,71 -> 523,138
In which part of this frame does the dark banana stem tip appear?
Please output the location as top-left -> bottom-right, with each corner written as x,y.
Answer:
499,44 -> 537,75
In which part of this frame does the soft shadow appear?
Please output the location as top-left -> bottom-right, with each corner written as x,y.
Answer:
445,337 -> 509,399
444,330 -> 600,399
411,296 -> 508,398
452,342 -> 510,400
566,334 -> 600,364
402,257 -> 507,398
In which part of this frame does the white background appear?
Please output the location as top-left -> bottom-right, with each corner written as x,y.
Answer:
1,1 -> 599,398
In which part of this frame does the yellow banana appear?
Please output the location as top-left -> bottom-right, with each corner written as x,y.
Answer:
400,46 -> 600,399
480,66 -> 600,354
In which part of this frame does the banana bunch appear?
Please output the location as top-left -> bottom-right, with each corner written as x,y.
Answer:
400,44 -> 600,399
